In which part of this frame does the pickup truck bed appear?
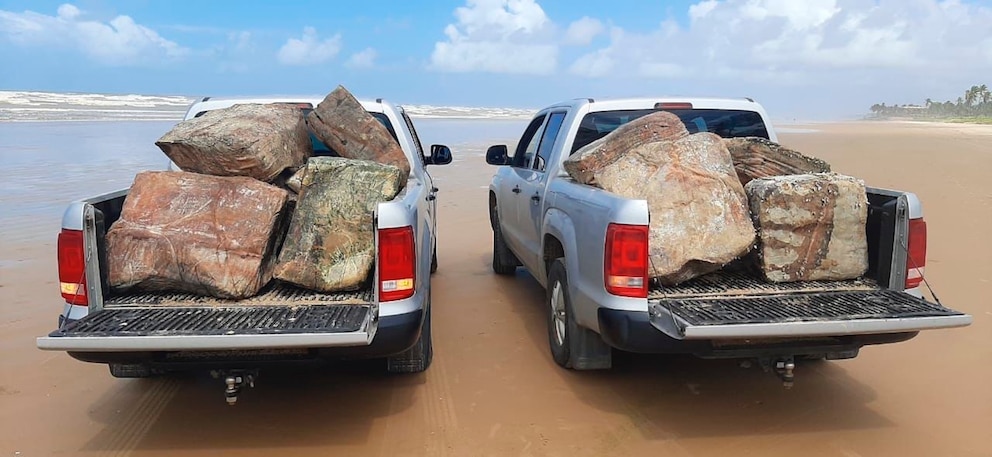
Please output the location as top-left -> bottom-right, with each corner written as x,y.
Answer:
36,184 -> 386,352
647,270 -> 968,340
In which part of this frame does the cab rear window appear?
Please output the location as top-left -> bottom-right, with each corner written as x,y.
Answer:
571,109 -> 770,154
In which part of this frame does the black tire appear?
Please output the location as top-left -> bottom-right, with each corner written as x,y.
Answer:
386,296 -> 433,373
430,244 -> 438,274
109,363 -> 158,378
546,258 -> 612,370
491,212 -> 519,275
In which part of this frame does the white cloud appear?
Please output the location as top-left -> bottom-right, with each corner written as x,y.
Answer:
0,3 -> 188,65
277,26 -> 342,65
568,48 -> 613,77
564,16 -> 603,45
688,0 -> 717,22
569,0 -> 992,81
345,47 -> 377,69
56,4 -> 80,20
430,0 -> 558,75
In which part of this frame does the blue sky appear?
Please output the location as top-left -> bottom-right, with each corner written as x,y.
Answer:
1,0 -> 991,119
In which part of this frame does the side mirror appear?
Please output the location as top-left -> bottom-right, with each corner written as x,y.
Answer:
427,144 -> 452,166
485,145 -> 510,166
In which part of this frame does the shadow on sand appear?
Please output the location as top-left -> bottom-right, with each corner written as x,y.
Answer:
81,359 -> 421,452
494,263 -> 891,442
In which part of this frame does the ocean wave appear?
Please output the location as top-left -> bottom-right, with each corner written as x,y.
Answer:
0,90 -> 537,122
0,90 -> 195,108
401,104 -> 537,120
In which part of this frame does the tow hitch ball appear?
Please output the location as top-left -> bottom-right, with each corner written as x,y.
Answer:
211,370 -> 257,405
775,358 -> 796,388
754,356 -> 796,388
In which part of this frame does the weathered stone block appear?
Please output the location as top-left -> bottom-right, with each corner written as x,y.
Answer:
306,85 -> 411,182
566,119 -> 756,285
745,173 -> 869,282
106,171 -> 289,299
563,111 -> 689,185
155,103 -> 312,182
724,137 -> 831,186
273,157 -> 405,292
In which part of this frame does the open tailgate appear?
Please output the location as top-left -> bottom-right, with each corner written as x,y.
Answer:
37,305 -> 377,352
647,273 -> 972,340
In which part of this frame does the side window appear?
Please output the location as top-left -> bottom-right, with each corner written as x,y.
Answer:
512,114 -> 547,168
533,112 -> 566,172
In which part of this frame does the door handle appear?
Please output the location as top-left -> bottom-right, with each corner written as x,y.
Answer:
427,195 -> 436,201
531,194 -> 541,203
511,186 -> 521,194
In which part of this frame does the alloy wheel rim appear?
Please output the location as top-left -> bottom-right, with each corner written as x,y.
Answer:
551,281 -> 567,346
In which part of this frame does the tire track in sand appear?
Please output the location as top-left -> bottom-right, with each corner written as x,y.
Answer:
423,354 -> 459,457
95,377 -> 181,457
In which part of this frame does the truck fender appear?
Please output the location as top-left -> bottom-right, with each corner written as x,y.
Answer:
542,209 -> 596,329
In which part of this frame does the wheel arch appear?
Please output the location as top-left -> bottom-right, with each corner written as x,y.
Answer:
541,208 -> 581,292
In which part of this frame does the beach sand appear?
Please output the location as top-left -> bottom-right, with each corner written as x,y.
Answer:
0,120 -> 989,456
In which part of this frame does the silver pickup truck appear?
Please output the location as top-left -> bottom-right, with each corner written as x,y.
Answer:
37,96 -> 451,401
486,97 -> 972,382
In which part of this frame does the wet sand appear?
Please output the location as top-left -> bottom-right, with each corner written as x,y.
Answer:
0,120 -> 989,456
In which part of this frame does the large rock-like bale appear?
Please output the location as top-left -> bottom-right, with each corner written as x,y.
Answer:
724,137 -> 831,186
273,157 -> 405,292
306,85 -> 411,182
745,173 -> 868,282
563,111 -> 689,185
106,171 -> 289,299
569,126 -> 756,285
155,103 -> 312,182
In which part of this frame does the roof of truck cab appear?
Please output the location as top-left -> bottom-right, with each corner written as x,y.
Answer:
183,96 -> 392,119
541,96 -> 767,113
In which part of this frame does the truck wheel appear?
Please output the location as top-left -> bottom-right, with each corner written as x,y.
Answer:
491,213 -> 519,275
109,363 -> 159,378
387,297 -> 433,373
546,258 -> 612,370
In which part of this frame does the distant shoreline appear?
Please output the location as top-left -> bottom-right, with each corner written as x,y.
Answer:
863,116 -> 992,125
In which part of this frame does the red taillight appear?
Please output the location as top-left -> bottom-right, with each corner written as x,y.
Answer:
378,226 -> 416,302
605,223 -> 649,298
57,229 -> 88,306
905,218 -> 927,289
654,102 -> 693,110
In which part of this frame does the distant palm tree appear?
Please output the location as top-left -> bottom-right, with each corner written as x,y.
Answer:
980,84 -> 991,105
964,85 -> 979,106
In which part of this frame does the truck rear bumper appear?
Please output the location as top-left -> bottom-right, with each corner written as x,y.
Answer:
39,330 -> 373,352
58,309 -> 424,367
598,308 -> 939,358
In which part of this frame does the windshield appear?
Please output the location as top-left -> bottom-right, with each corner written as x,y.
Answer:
570,108 -> 770,154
